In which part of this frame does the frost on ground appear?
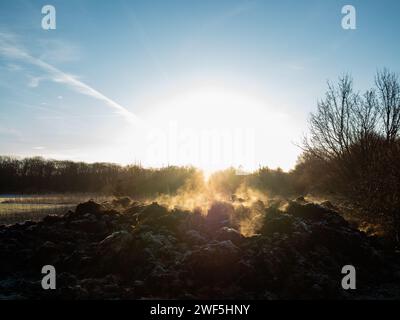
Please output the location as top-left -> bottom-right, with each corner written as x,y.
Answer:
1,197 -> 400,300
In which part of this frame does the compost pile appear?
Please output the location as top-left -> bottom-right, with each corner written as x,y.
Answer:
1,197 -> 400,299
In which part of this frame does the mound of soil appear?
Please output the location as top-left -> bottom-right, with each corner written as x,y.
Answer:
1,199 -> 400,299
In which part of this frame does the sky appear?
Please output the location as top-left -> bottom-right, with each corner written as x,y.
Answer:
1,0 -> 400,173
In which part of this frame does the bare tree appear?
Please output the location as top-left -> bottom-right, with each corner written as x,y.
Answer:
375,68 -> 400,142
305,75 -> 359,161
353,90 -> 378,140
301,69 -> 400,241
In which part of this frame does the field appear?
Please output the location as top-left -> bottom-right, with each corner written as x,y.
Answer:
0,194 -> 111,225
2,196 -> 400,299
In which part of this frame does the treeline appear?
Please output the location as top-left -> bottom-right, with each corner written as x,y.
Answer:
0,156 -> 200,197
208,167 -> 299,197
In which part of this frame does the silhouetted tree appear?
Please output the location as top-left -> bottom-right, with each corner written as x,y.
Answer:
301,69 -> 400,241
376,68 -> 400,143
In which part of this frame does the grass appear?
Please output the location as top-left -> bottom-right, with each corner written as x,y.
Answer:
0,194 -> 112,225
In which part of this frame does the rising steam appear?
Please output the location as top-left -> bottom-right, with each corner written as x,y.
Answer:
150,171 -> 277,236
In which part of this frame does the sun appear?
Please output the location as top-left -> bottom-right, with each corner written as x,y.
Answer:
107,87 -> 296,174
138,87 -> 274,175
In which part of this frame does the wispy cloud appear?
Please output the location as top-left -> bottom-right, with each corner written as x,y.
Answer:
0,32 -> 141,126
5,63 -> 23,71
287,64 -> 306,71
27,75 -> 45,88
207,1 -> 257,28
38,38 -> 81,63
0,125 -> 23,140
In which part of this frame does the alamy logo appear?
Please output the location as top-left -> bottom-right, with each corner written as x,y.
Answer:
341,5 -> 356,30
341,265 -> 356,290
41,5 -> 56,30
41,265 -> 56,290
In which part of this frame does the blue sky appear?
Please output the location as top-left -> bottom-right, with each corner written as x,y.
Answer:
1,0 -> 400,172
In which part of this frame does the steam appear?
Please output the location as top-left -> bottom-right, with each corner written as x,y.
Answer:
150,175 -> 273,237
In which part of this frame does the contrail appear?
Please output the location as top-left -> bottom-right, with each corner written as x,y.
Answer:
0,32 -> 141,126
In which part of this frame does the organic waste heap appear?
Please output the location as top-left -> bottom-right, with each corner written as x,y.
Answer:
1,197 -> 400,299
